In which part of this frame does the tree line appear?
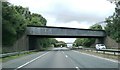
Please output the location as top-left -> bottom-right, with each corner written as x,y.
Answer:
105,1 -> 120,43
73,24 -> 103,47
74,1 -> 120,47
2,2 -> 59,49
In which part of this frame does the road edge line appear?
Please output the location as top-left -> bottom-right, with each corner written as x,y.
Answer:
14,52 -> 49,70
72,50 -> 119,63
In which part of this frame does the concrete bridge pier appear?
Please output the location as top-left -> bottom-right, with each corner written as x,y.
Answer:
28,36 -> 38,50
28,36 -> 44,50
95,38 -> 105,44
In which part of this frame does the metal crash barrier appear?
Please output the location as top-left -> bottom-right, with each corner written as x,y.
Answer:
0,50 -> 36,58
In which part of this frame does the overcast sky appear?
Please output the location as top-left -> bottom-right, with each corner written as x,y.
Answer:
8,0 -> 115,43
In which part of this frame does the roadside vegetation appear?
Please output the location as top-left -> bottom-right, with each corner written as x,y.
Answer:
73,24 -> 103,47
1,51 -> 38,63
55,41 -> 67,47
105,1 -> 120,43
2,2 -> 46,46
74,1 -> 120,48
2,2 -> 59,51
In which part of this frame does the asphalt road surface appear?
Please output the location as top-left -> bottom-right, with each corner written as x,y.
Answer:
2,47 -> 119,70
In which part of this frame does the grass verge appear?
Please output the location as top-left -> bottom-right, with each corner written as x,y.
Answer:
1,51 -> 38,63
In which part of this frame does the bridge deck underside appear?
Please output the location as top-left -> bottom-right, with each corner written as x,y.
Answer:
27,35 -> 104,38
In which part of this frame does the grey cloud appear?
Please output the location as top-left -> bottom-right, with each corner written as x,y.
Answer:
46,4 -> 107,23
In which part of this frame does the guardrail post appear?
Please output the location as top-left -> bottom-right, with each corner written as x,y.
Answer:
114,52 -> 116,55
17,52 -> 19,56
103,51 -> 105,54
96,50 -> 98,53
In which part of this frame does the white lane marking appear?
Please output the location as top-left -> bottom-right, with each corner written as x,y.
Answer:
62,51 -> 68,58
14,52 -> 49,70
75,66 -> 79,68
62,51 -> 80,69
72,50 -> 119,63
76,66 -> 80,70
65,55 -> 68,58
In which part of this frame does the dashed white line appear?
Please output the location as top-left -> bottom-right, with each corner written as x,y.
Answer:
62,51 -> 80,69
75,66 -> 78,68
65,55 -> 68,58
75,66 -> 79,69
62,51 -> 68,58
14,52 -> 49,70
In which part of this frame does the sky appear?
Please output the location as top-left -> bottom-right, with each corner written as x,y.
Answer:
8,0 -> 115,43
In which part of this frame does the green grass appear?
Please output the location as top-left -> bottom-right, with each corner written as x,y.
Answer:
1,51 -> 38,63
1,47 -> 53,63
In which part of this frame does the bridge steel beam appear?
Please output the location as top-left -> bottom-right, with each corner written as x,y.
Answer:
26,26 -> 106,38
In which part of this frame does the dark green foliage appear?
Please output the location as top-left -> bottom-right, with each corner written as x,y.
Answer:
2,2 -> 25,46
35,38 -> 58,50
55,41 -> 67,47
105,1 -> 120,43
29,13 -> 47,26
74,38 -> 95,47
2,22 -> 16,46
2,2 -> 47,47
90,24 -> 103,30
37,38 -> 51,48
49,38 -> 58,47
74,24 -> 102,47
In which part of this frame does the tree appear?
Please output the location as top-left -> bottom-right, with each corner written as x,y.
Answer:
49,38 -> 58,47
2,2 -> 26,46
74,24 -> 102,47
74,38 -> 95,47
55,41 -> 67,47
105,1 -> 120,43
29,13 -> 47,26
90,24 -> 103,30
2,2 -> 48,48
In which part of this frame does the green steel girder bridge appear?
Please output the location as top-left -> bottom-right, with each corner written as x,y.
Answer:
26,25 -> 106,50
26,25 -> 106,38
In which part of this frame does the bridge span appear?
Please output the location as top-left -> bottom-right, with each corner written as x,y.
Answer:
26,25 -> 106,38
25,25 -> 106,50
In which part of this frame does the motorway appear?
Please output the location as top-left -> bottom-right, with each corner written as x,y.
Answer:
2,47 -> 119,70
